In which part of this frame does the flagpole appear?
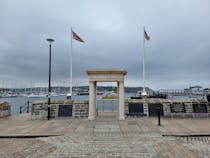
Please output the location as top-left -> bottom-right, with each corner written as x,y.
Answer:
68,28 -> 73,99
70,28 -> 73,98
142,26 -> 147,96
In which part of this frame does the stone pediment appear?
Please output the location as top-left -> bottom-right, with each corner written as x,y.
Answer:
87,69 -> 127,82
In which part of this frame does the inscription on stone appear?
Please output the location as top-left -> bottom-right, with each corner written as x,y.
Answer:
58,105 -> 73,117
171,104 -> 185,113
193,104 -> 207,113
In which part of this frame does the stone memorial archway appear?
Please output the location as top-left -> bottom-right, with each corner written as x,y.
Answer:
87,69 -> 127,120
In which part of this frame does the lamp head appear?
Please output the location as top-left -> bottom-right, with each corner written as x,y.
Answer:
46,38 -> 55,43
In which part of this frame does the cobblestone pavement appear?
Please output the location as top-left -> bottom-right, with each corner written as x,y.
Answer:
0,138 -> 55,158
174,136 -> 210,158
0,114 -> 210,157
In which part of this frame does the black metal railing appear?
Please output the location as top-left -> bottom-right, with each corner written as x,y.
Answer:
20,100 -> 31,114
96,99 -> 117,112
157,89 -> 209,97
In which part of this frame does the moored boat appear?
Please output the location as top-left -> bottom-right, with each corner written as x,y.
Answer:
101,91 -> 117,99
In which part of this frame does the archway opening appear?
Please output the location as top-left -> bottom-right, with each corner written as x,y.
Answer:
96,82 -> 118,117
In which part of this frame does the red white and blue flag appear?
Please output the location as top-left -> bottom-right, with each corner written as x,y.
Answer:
144,30 -> 150,41
72,30 -> 84,43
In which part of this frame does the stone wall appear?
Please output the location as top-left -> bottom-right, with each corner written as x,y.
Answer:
0,102 -> 11,118
126,98 -> 210,118
143,103 -> 149,116
185,103 -> 193,113
32,100 -> 88,120
162,103 -> 171,117
73,104 -> 88,118
207,103 -> 210,113
166,102 -> 210,118
32,98 -> 210,119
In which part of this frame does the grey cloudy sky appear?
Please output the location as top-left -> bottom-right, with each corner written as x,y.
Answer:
0,0 -> 210,89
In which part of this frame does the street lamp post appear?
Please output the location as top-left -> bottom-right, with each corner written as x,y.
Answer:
46,38 -> 55,120
157,107 -> 161,126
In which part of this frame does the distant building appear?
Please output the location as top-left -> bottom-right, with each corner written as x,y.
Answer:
184,85 -> 203,93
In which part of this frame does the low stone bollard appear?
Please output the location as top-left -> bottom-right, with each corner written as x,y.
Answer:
0,102 -> 11,118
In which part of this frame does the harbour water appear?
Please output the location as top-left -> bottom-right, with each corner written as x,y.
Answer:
0,93 -> 136,116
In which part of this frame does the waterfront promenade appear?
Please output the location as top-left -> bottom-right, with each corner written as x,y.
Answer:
0,114 -> 210,157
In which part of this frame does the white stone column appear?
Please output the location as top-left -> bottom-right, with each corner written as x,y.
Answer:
93,82 -> 97,117
88,81 -> 96,120
118,81 -> 125,120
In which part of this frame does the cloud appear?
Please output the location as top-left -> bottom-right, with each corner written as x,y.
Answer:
0,0 -> 210,89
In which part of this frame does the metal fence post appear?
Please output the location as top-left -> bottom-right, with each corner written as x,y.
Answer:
102,100 -> 104,112
158,107 -> 161,126
27,100 -> 30,113
20,106 -> 22,114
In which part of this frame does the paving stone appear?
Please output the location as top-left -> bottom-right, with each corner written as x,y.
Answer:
1,114 -> 210,157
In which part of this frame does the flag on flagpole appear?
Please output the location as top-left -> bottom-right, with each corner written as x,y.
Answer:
144,30 -> 150,41
72,30 -> 84,42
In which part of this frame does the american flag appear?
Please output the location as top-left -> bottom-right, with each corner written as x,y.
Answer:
144,30 -> 150,41
72,30 -> 84,42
